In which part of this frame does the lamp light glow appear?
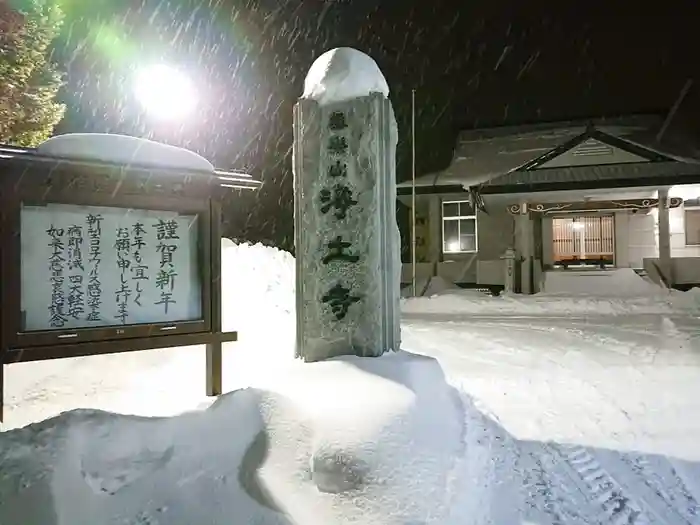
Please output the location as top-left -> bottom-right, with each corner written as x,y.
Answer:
134,64 -> 197,120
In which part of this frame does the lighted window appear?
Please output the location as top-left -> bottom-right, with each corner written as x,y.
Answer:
442,200 -> 477,253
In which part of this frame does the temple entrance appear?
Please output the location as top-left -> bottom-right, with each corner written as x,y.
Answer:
552,215 -> 615,268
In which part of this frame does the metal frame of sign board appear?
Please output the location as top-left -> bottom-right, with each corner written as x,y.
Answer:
0,150 -> 259,423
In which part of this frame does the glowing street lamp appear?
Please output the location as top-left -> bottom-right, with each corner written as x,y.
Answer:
133,64 -> 197,120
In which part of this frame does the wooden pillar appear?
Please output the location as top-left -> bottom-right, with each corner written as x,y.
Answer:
516,203 -> 534,294
532,214 -> 544,293
206,199 -> 223,396
541,216 -> 554,268
658,188 -> 672,286
428,196 -> 442,275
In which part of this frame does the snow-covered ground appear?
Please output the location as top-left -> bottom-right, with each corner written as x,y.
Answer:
2,242 -> 700,524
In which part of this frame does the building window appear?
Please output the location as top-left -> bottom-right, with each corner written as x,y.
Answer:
685,208 -> 700,245
442,200 -> 477,253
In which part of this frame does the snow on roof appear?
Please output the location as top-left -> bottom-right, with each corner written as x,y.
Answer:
397,171 -> 489,190
408,114 -> 700,191
302,47 -> 389,106
669,184 -> 700,200
1,135 -> 262,190
37,133 -> 215,173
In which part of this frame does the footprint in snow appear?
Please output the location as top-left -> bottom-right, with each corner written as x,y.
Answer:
80,445 -> 174,495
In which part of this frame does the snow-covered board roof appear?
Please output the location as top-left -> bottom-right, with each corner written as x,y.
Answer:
0,134 -> 261,190
398,114 -> 700,193
38,133 -> 215,172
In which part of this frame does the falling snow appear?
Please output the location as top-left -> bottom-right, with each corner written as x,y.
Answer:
32,1 -> 695,250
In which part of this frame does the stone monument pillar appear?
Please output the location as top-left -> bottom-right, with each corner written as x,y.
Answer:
293,47 -> 401,362
501,247 -> 516,294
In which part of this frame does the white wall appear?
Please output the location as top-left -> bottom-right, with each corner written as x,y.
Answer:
614,204 -> 700,269
625,211 -> 658,269
400,257 -> 478,285
669,206 -> 700,257
611,210 -> 657,269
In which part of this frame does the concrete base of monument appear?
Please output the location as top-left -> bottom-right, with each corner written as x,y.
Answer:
0,351 -> 501,525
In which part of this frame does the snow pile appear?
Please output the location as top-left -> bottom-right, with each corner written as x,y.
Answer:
403,288 -> 678,316
0,352 -> 491,525
542,268 -> 664,297
402,269 -> 696,316
37,133 -> 215,172
221,239 -> 295,332
668,286 -> 700,313
220,239 -> 297,375
302,47 -> 389,106
0,390 -> 279,525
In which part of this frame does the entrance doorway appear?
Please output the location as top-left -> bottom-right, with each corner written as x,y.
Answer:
552,215 -> 615,268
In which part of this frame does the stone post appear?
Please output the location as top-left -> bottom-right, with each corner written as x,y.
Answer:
293,48 -> 401,362
501,247 -> 516,294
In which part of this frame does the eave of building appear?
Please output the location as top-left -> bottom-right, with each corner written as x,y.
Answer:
396,114 -> 700,198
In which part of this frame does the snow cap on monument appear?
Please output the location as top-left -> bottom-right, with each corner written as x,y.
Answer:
302,47 -> 389,106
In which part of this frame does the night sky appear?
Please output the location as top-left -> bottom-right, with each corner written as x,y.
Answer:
52,0 -> 697,249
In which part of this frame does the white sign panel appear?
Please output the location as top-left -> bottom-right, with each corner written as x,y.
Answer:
21,203 -> 202,331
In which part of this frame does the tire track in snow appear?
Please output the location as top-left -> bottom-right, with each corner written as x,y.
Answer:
621,454 -> 700,524
525,444 -> 652,525
556,444 -> 693,524
556,445 -> 649,525
521,444 -> 588,525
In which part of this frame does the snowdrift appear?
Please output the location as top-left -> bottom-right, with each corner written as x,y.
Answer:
401,269 -> 700,317
0,352 -> 494,525
402,289 -> 679,316
542,268 -> 663,296
221,239 -> 295,332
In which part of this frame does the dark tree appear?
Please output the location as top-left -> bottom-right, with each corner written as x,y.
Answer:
0,0 -> 65,146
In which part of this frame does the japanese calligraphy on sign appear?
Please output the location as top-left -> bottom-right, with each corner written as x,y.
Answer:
86,214 -> 103,321
293,65 -> 402,361
317,109 -> 363,321
20,203 -> 203,331
154,219 -> 179,314
114,226 -> 132,323
47,225 -> 67,328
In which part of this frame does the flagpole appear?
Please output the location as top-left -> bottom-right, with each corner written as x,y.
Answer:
411,89 -> 417,297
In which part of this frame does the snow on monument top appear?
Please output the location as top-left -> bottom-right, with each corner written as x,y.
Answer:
37,133 -> 215,172
302,47 -> 389,106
